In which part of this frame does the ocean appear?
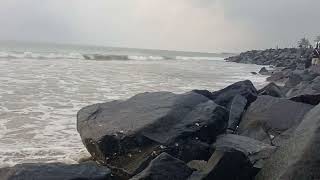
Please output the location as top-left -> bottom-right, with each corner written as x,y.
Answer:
0,41 -> 267,167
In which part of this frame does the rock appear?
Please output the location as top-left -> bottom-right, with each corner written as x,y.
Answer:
77,91 -> 229,177
188,150 -> 256,180
173,140 -> 211,162
284,72 -> 303,88
259,67 -> 269,75
286,76 -> 320,98
251,72 -> 258,75
211,80 -> 258,108
290,93 -> 320,105
238,96 -> 313,143
256,103 -> 320,180
130,152 -> 193,180
258,83 -> 285,98
227,95 -> 247,131
213,134 -> 276,169
0,162 -> 112,180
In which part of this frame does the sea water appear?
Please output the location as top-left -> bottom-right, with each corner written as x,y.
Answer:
0,41 -> 267,167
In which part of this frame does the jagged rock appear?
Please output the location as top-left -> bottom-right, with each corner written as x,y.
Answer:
77,91 -> 229,177
256,103 -> 320,180
238,96 -> 313,143
259,67 -> 269,75
227,95 -> 247,131
0,162 -> 112,180
187,151 -> 256,180
213,134 -> 276,169
258,82 -> 285,98
130,153 -> 193,180
211,80 -> 258,108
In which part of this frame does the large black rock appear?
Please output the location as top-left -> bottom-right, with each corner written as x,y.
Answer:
238,96 -> 313,143
213,134 -> 276,169
77,91 -> 229,177
211,80 -> 258,108
256,103 -> 320,180
130,153 -> 193,180
0,162 -> 112,180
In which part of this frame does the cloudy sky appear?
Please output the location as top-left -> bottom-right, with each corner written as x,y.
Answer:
0,0 -> 319,52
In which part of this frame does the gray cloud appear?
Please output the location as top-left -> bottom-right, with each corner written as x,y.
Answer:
0,0 -> 319,52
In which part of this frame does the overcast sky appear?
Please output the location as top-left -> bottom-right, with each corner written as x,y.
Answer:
0,0 -> 319,52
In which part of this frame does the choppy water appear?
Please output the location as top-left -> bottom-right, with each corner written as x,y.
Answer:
0,43 -> 267,167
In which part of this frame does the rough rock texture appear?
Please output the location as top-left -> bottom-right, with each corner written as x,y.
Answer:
238,96 -> 313,143
227,95 -> 247,131
213,134 -> 276,169
77,91 -> 229,177
258,83 -> 285,98
130,153 -> 193,180
211,80 -> 258,108
0,162 -> 112,180
256,103 -> 320,180
188,151 -> 256,180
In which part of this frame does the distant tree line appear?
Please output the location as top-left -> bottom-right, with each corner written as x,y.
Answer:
297,35 -> 320,48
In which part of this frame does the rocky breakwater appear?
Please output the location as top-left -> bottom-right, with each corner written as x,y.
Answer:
225,48 -> 313,68
226,48 -> 320,105
2,79 -> 320,179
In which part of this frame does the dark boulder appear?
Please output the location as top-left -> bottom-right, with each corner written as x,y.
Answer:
259,67 -> 269,75
0,162 -> 112,180
290,93 -> 320,105
77,91 -> 229,177
258,82 -> 285,98
188,150 -> 256,180
130,153 -> 193,180
213,134 -> 276,169
238,96 -> 313,144
251,72 -> 258,75
211,80 -> 258,108
256,103 -> 320,180
227,95 -> 247,132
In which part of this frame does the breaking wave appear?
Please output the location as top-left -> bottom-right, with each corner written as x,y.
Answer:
0,51 -> 224,61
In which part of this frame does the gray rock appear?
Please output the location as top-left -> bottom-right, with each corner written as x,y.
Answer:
258,82 -> 285,98
238,96 -> 313,143
130,153 -> 193,180
286,76 -> 320,98
213,134 -> 276,169
77,91 -> 229,177
256,103 -> 320,180
0,162 -> 112,180
259,67 -> 269,75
